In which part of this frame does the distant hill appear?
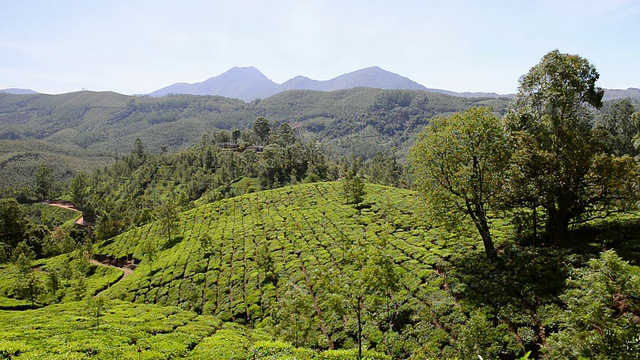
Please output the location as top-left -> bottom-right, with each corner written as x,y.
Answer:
149,66 -> 513,101
0,88 -> 510,190
149,66 -> 280,100
280,66 -> 428,92
0,88 -> 38,95
603,88 -> 640,101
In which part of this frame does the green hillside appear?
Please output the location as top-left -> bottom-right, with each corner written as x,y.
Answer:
1,181 -> 639,358
91,181 -> 522,357
0,299 -> 390,359
87,180 -> 640,359
0,89 -> 509,191
96,181 -> 441,311
1,55 -> 639,359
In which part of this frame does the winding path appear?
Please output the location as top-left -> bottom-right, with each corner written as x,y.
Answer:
43,200 -> 94,226
89,259 -> 134,280
44,201 -> 134,292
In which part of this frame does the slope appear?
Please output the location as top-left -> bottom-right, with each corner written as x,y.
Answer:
0,299 -> 390,359
150,67 -> 280,101
279,66 -> 428,92
94,182 -> 472,350
0,88 -> 510,191
150,66 -> 430,101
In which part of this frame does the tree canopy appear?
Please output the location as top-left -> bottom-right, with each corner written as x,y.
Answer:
504,50 -> 638,244
409,107 -> 510,259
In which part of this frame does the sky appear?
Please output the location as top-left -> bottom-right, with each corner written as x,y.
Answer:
1,0 -> 639,95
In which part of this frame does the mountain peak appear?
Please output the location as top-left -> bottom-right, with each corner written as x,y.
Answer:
149,66 -> 429,101
326,67 -> 427,92
150,67 -> 279,100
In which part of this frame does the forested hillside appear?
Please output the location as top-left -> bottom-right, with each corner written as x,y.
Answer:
1,50 -> 640,359
0,88 -> 509,193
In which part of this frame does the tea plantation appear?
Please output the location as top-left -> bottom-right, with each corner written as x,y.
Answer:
1,181 -> 638,358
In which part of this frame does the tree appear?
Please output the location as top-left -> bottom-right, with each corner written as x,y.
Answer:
342,157 -> 366,207
327,230 -> 401,360
69,172 -> 88,210
0,198 -> 27,247
127,138 -> 148,169
253,116 -> 271,146
409,107 -> 510,260
71,274 -> 87,301
155,195 -> 179,245
11,241 -> 36,264
231,128 -> 241,144
364,151 -> 402,187
504,50 -> 638,244
35,164 -> 53,200
12,252 -> 42,306
274,281 -> 318,348
140,237 -> 158,270
275,123 -> 297,147
596,99 -> 639,157
15,271 -> 42,306
45,268 -> 62,303
86,295 -> 109,330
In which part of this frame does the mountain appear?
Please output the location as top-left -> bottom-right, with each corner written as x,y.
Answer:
603,87 -> 640,101
149,66 -> 280,100
148,66 -> 640,102
150,66 -> 441,101
0,88 -> 38,95
280,66 -> 428,92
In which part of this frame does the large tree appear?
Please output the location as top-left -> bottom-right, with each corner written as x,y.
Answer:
252,116 -> 271,146
504,50 -> 638,244
409,107 -> 510,260
35,164 -> 54,200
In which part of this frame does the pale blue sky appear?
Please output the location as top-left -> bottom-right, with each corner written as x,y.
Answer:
1,0 -> 639,95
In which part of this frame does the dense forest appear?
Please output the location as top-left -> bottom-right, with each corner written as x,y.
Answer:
0,87 -> 509,196
1,50 -> 640,359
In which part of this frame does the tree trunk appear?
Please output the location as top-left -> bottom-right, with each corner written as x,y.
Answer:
548,213 -> 570,246
476,217 -> 497,260
470,204 -> 497,260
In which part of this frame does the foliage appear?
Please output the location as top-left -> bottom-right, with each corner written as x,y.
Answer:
78,129 -> 332,240
342,162 -> 366,206
596,98 -> 640,157
34,164 -> 54,200
504,50 -> 639,244
253,116 -> 272,146
95,182 -> 462,355
0,89 -> 511,194
2,58 -> 640,358
543,250 -> 640,359
0,199 -> 27,248
0,299 -> 392,358
85,295 -> 109,330
0,251 -> 122,304
410,107 -> 510,259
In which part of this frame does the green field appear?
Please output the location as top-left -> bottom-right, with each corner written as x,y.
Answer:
97,181 -> 450,308
0,300 -> 390,359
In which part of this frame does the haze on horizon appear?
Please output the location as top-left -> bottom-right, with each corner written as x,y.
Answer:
1,0 -> 639,95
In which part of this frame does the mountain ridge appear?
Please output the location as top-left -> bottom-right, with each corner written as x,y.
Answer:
0,88 -> 38,95
149,66 -> 509,101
